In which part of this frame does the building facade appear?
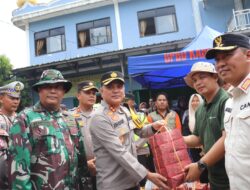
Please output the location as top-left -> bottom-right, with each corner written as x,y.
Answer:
12,0 -> 250,107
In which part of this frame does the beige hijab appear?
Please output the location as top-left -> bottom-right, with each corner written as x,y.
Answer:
188,93 -> 203,133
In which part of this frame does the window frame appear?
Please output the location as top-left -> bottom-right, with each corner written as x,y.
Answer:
137,6 -> 178,38
34,26 -> 66,56
76,17 -> 112,48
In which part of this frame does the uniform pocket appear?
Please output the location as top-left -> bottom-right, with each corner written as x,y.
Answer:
235,110 -> 250,153
30,123 -> 61,155
238,109 -> 250,124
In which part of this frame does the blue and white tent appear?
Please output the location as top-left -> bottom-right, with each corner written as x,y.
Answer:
128,26 -> 222,89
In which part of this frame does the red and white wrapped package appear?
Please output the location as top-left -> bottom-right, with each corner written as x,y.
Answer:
176,181 -> 209,190
149,128 -> 192,188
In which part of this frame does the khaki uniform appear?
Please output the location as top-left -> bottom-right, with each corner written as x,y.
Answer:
70,107 -> 95,160
90,101 -> 155,190
224,74 -> 250,190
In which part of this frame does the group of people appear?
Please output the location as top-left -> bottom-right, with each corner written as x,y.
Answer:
0,32 -> 249,190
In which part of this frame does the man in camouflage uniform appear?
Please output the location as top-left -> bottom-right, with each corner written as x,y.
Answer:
70,80 -> 99,189
0,81 -> 24,189
8,69 -> 90,190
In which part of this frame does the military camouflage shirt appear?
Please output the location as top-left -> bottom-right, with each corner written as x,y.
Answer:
0,110 -> 16,189
8,102 -> 90,190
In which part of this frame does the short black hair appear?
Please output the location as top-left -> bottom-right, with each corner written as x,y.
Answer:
155,92 -> 168,100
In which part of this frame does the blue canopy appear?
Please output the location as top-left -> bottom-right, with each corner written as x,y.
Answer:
128,26 -> 222,89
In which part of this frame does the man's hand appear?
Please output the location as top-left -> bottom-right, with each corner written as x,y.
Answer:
87,158 -> 96,176
184,162 -> 202,182
152,120 -> 165,131
146,172 -> 170,190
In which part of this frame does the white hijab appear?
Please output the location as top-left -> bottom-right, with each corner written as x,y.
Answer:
188,93 -> 203,133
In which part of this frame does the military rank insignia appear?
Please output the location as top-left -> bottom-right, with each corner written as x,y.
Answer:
215,36 -> 223,47
111,72 -> 117,78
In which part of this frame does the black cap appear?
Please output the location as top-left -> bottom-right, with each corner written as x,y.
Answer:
101,71 -> 124,86
78,80 -> 98,92
206,33 -> 250,59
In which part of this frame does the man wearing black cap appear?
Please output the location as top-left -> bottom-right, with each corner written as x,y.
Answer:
89,71 -> 169,190
8,69 -> 90,189
70,80 -> 99,189
206,33 -> 250,190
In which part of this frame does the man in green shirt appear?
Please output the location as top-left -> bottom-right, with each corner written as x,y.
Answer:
183,62 -> 229,190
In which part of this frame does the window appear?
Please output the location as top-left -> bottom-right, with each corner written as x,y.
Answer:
77,18 -> 112,48
138,6 -> 178,37
34,27 -> 66,56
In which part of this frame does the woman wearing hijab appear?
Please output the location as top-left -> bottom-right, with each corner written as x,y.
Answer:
183,93 -> 208,183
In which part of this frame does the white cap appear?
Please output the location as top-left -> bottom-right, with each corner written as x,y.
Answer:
0,81 -> 24,98
184,62 -> 217,88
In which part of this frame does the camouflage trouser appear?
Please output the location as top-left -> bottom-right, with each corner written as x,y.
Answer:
0,151 -> 8,190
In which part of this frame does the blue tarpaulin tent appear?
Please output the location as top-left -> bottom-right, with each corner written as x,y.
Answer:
128,26 -> 222,89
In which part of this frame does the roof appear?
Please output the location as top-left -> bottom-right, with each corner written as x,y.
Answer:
12,0 -> 129,30
13,38 -> 192,82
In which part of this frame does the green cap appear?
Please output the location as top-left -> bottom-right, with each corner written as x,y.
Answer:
32,69 -> 72,93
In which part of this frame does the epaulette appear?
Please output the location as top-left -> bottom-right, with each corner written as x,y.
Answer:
72,113 -> 81,118
240,78 -> 250,91
0,128 -> 9,136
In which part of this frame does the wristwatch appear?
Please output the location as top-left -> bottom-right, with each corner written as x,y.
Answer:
197,160 -> 207,171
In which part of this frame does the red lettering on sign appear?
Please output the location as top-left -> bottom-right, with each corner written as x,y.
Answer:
164,53 -> 174,63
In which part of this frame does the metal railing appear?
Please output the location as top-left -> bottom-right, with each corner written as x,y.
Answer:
228,8 -> 250,32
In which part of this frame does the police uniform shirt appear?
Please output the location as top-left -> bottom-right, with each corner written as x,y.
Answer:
89,100 -> 155,190
70,107 -> 95,160
224,73 -> 250,190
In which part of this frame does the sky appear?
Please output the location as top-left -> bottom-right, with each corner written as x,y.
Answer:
0,1 -> 28,69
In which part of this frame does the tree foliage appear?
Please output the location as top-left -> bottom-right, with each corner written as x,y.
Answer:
0,55 -> 13,86
0,55 -> 32,111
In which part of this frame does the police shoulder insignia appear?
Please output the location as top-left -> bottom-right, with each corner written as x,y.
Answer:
73,113 -> 81,118
241,78 -> 250,91
0,128 -> 8,136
